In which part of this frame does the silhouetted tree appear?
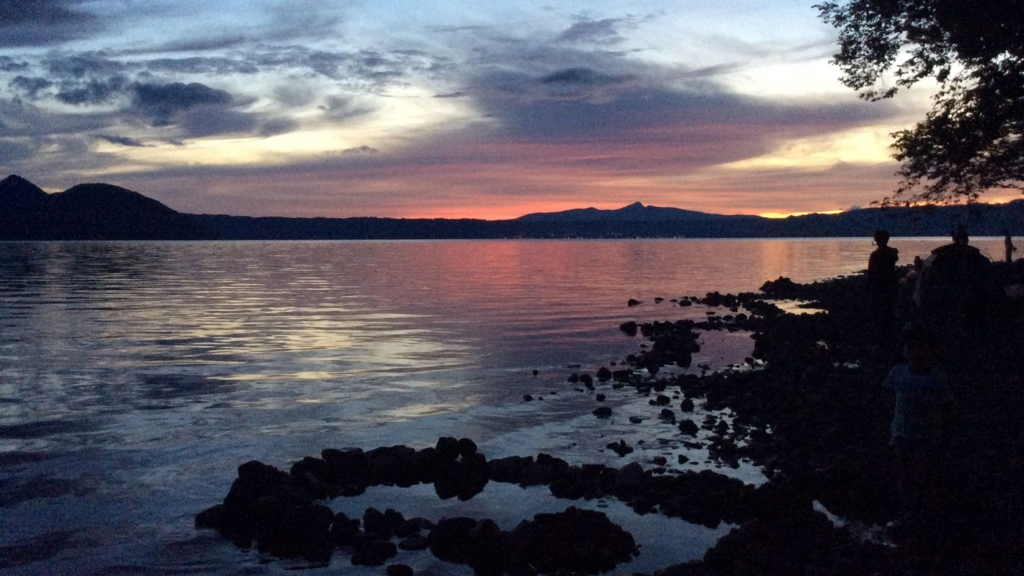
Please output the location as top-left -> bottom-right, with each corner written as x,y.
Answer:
817,0 -> 1024,204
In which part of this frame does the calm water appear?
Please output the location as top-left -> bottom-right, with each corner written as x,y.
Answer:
0,239 -> 1005,575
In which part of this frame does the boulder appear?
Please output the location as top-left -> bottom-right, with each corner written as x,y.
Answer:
330,512 -> 361,546
678,419 -> 699,436
386,564 -> 414,576
606,440 -> 633,457
593,406 -> 612,418
351,538 -> 398,566
398,535 -> 429,550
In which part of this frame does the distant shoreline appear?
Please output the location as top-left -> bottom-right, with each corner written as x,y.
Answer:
3,175 -> 1023,241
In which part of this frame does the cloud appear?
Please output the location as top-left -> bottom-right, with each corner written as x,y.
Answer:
9,76 -> 54,98
132,82 -> 233,126
539,67 -> 634,86
143,56 -> 260,75
320,95 -> 375,121
556,19 -> 625,45
176,108 -> 257,138
0,0 -> 102,47
0,57 -> 29,72
258,116 -> 298,137
56,75 -> 128,105
95,134 -> 148,147
46,53 -> 125,79
342,145 -> 378,155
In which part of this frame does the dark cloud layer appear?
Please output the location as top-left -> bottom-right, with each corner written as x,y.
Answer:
556,19 -> 625,45
0,0 -> 102,47
9,76 -> 54,97
96,134 -> 148,147
56,75 -> 128,105
133,82 -> 233,126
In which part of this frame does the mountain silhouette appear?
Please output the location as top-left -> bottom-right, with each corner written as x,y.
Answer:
516,201 -> 758,223
0,175 -> 203,240
2,175 -> 1022,240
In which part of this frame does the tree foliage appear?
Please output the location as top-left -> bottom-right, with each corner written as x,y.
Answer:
816,0 -> 1024,204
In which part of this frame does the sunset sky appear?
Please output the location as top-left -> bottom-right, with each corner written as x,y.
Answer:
0,0 -> 981,219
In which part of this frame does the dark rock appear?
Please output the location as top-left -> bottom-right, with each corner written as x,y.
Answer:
351,538 -> 398,566
592,406 -> 612,418
398,535 -> 429,550
596,393 -> 606,402
366,445 -> 419,487
487,456 -> 533,483
619,321 -> 638,336
363,507 -> 394,540
678,419 -> 699,436
655,394 -> 671,405
428,517 -> 508,576
456,438 -> 478,458
435,437 -> 460,462
660,408 -> 676,422
654,297 -> 664,303
615,462 -> 645,488
531,369 -> 539,376
678,454 -> 689,464
680,398 -> 695,412
255,501 -> 335,562
606,440 -> 633,457
395,517 -> 433,538
434,450 -> 490,501
195,504 -> 226,530
331,512 -> 361,546
629,416 -> 643,424
386,564 -> 414,576
580,374 -> 594,387
652,456 -> 668,466
567,373 -> 579,383
597,366 -> 613,381
506,507 -> 637,575
321,448 -> 370,486
522,394 -> 533,402
627,299 -> 641,306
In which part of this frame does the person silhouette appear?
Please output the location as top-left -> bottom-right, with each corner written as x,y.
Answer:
868,229 -> 899,332
1005,229 -> 1016,264
883,323 -> 949,528
915,226 -> 990,344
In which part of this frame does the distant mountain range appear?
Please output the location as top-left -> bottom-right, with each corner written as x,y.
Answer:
1,175 -> 1021,240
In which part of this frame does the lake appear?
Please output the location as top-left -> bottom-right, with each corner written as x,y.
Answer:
0,238 -> 1006,575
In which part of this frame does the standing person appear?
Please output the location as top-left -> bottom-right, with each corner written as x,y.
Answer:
915,226 -> 990,343
868,229 -> 899,332
1005,229 -> 1016,263
883,324 -> 948,530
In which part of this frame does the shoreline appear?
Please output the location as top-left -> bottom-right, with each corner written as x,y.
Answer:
193,259 -> 1024,575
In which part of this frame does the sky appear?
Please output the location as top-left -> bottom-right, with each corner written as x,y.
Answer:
0,0 -> 980,219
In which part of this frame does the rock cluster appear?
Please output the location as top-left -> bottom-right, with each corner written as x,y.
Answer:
428,507 -> 637,576
196,437 -> 489,563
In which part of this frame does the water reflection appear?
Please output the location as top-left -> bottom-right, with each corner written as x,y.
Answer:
0,238 -> 1007,453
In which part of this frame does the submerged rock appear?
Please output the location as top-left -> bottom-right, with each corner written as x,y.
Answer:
607,440 -> 634,457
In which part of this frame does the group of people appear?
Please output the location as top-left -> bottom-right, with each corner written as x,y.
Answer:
867,227 -> 1015,531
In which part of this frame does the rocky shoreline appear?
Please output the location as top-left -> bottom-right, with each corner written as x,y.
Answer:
196,261 -> 1024,575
